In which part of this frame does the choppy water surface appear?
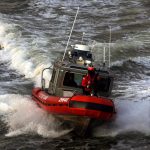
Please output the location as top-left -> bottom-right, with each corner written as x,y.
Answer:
0,0 -> 150,149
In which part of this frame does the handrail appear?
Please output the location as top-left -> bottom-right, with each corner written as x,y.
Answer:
41,66 -> 52,90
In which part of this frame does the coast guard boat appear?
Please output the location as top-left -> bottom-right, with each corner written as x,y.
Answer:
32,58 -> 115,135
32,8 -> 115,135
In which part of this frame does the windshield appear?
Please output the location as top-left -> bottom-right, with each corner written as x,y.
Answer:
63,72 -> 84,88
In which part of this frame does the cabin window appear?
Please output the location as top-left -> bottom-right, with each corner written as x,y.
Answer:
63,72 -> 83,88
86,53 -> 92,59
73,50 -> 91,59
51,69 -> 56,83
96,76 -> 112,94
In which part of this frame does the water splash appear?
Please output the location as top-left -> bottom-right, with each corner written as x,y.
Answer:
93,72 -> 150,137
0,94 -> 71,138
93,99 -> 150,137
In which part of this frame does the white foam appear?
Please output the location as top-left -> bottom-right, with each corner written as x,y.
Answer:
115,100 -> 150,132
132,56 -> 150,68
0,102 -> 13,114
0,94 -> 70,138
93,99 -> 150,137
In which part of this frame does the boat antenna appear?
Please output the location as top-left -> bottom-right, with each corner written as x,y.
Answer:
81,32 -> 85,44
108,26 -> 111,68
62,7 -> 79,62
103,46 -> 106,67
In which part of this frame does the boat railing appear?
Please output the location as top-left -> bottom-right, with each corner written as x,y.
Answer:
41,66 -> 53,90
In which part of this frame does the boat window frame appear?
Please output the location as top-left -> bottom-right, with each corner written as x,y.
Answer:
50,69 -> 56,83
49,68 -> 60,95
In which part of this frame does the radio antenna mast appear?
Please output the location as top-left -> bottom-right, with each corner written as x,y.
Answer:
108,26 -> 111,68
103,46 -> 106,67
81,32 -> 85,44
62,7 -> 79,61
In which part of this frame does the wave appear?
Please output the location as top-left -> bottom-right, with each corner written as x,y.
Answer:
0,21 -> 52,87
110,56 -> 150,81
92,38 -> 150,64
111,56 -> 150,101
0,20 -> 149,91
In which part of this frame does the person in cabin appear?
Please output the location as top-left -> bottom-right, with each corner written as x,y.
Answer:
63,72 -> 77,87
81,66 -> 98,96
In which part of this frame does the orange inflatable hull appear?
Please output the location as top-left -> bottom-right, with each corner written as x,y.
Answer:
32,87 -> 115,121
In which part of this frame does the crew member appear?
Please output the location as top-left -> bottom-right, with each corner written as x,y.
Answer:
81,66 -> 97,96
63,72 -> 77,87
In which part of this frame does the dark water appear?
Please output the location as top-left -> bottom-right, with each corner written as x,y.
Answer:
0,0 -> 150,149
